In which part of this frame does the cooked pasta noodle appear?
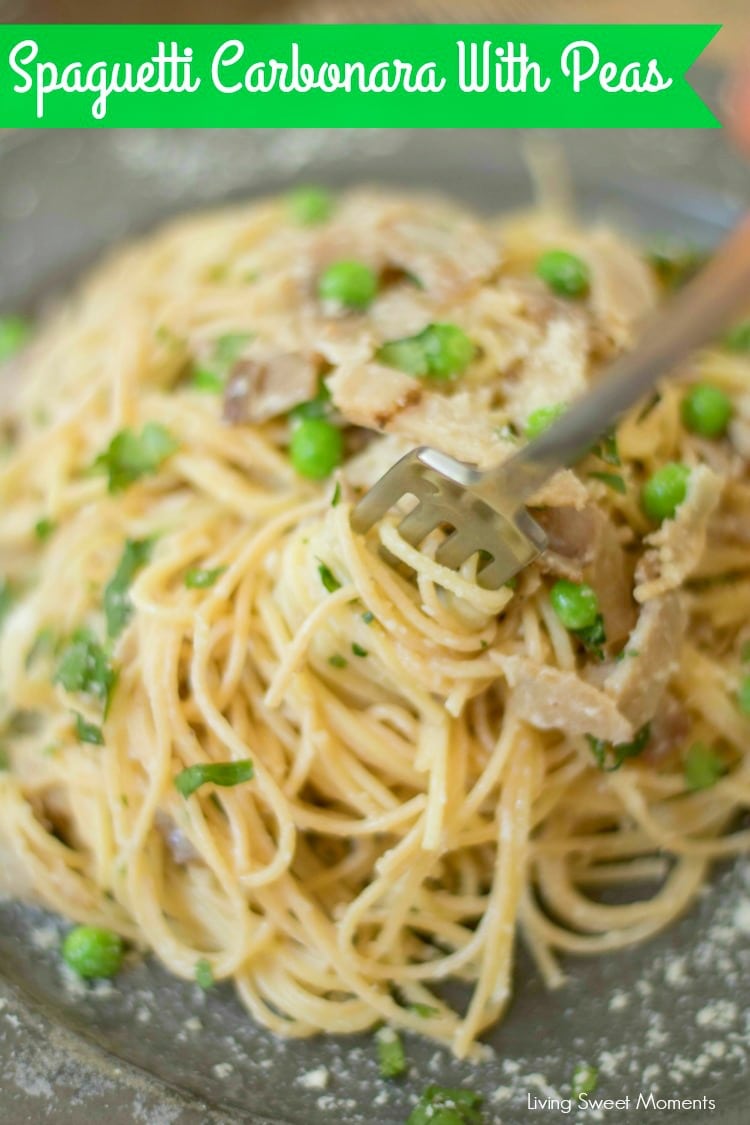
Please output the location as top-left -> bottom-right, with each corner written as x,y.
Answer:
1,188 -> 750,1059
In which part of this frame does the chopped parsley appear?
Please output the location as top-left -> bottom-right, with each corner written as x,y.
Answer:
174,759 -> 254,798
407,1085 -> 484,1125
352,643 -> 368,658
407,1002 -> 439,1018
328,654 -> 347,669
589,471 -> 626,495
190,332 -> 253,393
590,429 -> 621,467
184,566 -> 226,590
73,712 -> 104,746
376,1026 -> 407,1079
575,614 -> 607,661
587,723 -> 651,772
331,481 -> 342,507
104,539 -> 154,639
317,562 -> 341,594
34,517 -> 57,541
55,629 -> 117,715
93,423 -> 179,493
571,1062 -> 598,1099
195,958 -> 214,989
0,577 -> 14,631
361,610 -> 375,625
684,743 -> 725,790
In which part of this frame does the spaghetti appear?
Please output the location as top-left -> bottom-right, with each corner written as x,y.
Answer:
1,188 -> 749,1059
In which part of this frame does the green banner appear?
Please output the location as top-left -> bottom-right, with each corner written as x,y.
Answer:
0,24 -> 721,129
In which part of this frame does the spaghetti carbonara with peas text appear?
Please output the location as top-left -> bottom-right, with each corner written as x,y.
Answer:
1,186 -> 750,1063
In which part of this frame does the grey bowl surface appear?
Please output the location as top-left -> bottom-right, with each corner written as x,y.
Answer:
1,119 -> 749,1125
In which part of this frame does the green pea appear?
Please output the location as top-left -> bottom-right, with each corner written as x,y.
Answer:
681,384 -> 732,438
286,185 -> 333,226
318,260 -> 378,310
724,320 -> 750,353
525,403 -> 567,440
549,580 -> 600,631
418,324 -> 476,380
535,250 -> 590,298
62,925 -> 124,979
641,462 -> 690,523
0,315 -> 31,362
290,417 -> 343,479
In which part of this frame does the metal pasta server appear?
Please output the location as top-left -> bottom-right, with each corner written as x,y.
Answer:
351,214 -> 750,589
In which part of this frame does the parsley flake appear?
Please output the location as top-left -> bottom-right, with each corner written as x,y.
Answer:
317,562 -> 341,594
195,958 -> 214,989
93,423 -> 179,493
34,517 -> 57,541
376,1026 -> 407,1079
104,539 -> 154,639
589,471 -> 626,494
185,566 -> 226,590
407,1085 -> 484,1125
74,712 -> 104,746
587,723 -> 651,772
175,759 -> 254,799
55,630 -> 117,715
571,1062 -> 598,1099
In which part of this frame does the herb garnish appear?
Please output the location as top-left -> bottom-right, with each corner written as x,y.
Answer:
34,518 -> 57,541
174,759 -> 254,798
352,643 -> 368,658
571,1062 -> 598,1099
590,429 -> 621,466
195,958 -> 214,989
588,471 -> 626,495
407,1085 -> 484,1125
331,481 -> 342,507
328,654 -> 347,669
587,723 -> 651,772
575,614 -> 607,661
93,423 -> 179,493
376,1026 -> 407,1079
362,610 -> 375,625
74,712 -> 104,746
185,566 -> 226,590
55,629 -> 117,715
317,562 -> 341,594
104,539 -> 154,639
